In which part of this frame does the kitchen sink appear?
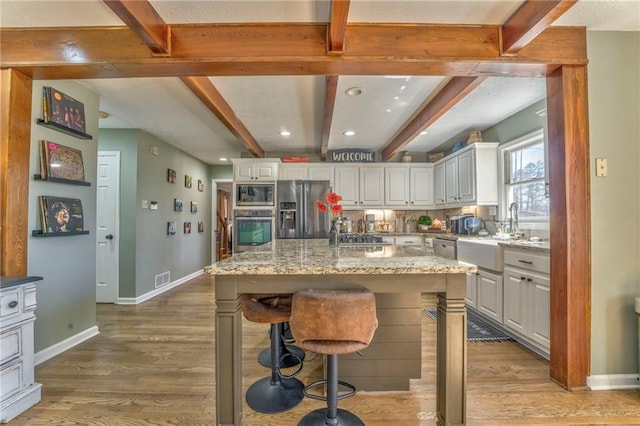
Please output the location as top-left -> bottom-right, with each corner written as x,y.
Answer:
457,239 -> 503,271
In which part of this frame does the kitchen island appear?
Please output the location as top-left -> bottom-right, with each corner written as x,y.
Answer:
206,239 -> 475,426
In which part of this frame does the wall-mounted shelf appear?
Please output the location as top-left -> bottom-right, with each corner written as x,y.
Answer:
32,230 -> 90,237
36,119 -> 92,140
33,174 -> 91,186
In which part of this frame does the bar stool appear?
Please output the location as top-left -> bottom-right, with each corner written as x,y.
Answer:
257,320 -> 305,369
239,293 -> 305,413
289,289 -> 378,426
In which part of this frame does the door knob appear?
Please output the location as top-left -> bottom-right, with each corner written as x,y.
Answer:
105,234 -> 114,240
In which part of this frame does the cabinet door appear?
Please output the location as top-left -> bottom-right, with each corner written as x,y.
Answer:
359,167 -> 384,206
434,163 -> 446,206
503,266 -> 527,334
529,273 -> 550,349
457,149 -> 476,203
334,167 -> 359,207
254,162 -> 278,180
477,269 -> 503,323
308,165 -> 333,185
466,272 -> 478,309
234,164 -> 254,181
444,157 -> 459,204
409,166 -> 434,206
280,165 -> 307,180
385,167 -> 409,206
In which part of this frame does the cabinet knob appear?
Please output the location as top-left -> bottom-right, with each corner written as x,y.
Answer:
520,276 -> 526,281
8,300 -> 18,308
105,234 -> 114,240
405,201 -> 408,204
410,201 -> 414,204
527,278 -> 533,282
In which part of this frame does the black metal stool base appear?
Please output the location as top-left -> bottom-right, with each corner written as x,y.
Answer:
297,408 -> 364,426
258,344 -> 306,368
245,376 -> 305,414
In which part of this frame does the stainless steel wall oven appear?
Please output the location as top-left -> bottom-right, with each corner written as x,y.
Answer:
233,209 -> 275,253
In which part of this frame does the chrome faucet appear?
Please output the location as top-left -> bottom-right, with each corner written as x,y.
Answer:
509,202 -> 520,237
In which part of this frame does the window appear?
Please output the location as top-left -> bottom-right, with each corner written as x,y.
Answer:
500,129 -> 549,223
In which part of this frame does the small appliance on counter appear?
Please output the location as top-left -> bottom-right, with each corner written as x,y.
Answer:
365,214 -> 376,233
449,214 -> 474,235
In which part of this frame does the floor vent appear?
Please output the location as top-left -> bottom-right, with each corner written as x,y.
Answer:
154,271 -> 170,288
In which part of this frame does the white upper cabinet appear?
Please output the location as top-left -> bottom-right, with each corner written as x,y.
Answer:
334,165 -> 384,207
279,164 -> 308,180
385,165 -> 434,208
307,164 -> 334,186
233,159 -> 279,181
436,143 -> 498,207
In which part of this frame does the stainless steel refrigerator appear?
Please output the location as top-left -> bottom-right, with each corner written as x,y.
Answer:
277,180 -> 331,239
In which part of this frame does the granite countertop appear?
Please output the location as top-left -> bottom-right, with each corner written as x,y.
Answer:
205,239 -> 475,275
0,275 -> 43,289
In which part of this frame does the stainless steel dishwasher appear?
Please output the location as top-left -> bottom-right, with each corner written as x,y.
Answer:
434,237 -> 456,259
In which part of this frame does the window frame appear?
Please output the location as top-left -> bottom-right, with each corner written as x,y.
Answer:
498,128 -> 549,229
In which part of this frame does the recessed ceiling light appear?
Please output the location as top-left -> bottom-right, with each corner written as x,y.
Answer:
345,87 -> 364,96
400,85 -> 406,91
280,130 -> 291,136
343,130 -> 355,136
219,157 -> 228,161
420,131 -> 428,135
386,108 -> 392,113
393,96 -> 399,100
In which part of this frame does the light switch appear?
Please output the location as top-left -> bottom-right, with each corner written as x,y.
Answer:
141,200 -> 149,209
596,158 -> 608,177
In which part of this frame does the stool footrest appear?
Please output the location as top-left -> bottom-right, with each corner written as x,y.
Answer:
303,379 -> 356,401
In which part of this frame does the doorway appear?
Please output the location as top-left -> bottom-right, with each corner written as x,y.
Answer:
212,180 -> 232,262
96,151 -> 120,303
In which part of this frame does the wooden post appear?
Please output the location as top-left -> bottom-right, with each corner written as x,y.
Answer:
546,64 -> 591,389
0,69 -> 32,276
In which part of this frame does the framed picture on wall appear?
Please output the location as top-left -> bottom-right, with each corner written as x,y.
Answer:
198,221 -> 204,233
191,201 -> 198,213
197,179 -> 204,192
168,168 -> 176,183
167,221 -> 176,235
174,198 -> 183,212
185,175 -> 192,188
184,222 -> 192,234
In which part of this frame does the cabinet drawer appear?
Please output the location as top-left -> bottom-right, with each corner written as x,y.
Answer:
395,236 -> 423,246
0,326 -> 22,365
0,361 -> 23,400
0,288 -> 21,319
503,249 -> 549,274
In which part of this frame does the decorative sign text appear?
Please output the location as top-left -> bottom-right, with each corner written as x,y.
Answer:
330,149 -> 376,163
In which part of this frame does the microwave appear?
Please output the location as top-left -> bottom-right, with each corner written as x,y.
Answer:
235,183 -> 275,206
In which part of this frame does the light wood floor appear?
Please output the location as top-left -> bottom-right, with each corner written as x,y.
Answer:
11,274 -> 640,425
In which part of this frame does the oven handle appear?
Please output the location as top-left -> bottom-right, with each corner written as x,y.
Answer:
235,217 -> 275,221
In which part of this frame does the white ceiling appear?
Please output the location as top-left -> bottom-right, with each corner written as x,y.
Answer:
1,0 -> 639,164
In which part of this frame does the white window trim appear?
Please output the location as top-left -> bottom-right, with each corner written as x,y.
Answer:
498,128 -> 549,230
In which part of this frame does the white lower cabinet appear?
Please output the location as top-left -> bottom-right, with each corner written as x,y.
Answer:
503,248 -> 550,356
0,282 -> 41,423
466,269 -> 502,322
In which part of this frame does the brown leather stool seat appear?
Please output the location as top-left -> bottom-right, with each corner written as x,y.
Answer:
289,289 -> 378,426
240,293 -> 305,414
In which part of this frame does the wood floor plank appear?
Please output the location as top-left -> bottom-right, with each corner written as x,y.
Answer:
10,274 -> 639,425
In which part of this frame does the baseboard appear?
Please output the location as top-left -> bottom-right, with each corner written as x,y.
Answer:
34,325 -> 100,366
587,374 -> 640,390
116,269 -> 204,305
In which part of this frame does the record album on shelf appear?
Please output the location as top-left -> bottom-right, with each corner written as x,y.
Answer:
42,86 -> 86,133
39,140 -> 85,182
39,196 -> 84,233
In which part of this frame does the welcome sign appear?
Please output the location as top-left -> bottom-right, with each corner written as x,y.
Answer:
330,149 -> 376,163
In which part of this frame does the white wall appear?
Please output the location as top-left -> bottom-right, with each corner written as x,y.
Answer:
588,31 -> 640,375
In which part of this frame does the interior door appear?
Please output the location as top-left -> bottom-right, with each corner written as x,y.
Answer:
96,151 -> 120,303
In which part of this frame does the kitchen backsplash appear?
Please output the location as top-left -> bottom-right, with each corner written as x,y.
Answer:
341,206 -> 549,239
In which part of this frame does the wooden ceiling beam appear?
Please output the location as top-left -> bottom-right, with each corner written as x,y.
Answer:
0,25 -> 587,79
179,76 -> 265,158
381,76 -> 487,160
320,75 -> 339,161
501,0 -> 578,55
328,0 -> 350,53
103,0 -> 170,55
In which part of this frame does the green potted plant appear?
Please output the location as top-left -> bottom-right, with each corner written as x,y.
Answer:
417,215 -> 432,231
